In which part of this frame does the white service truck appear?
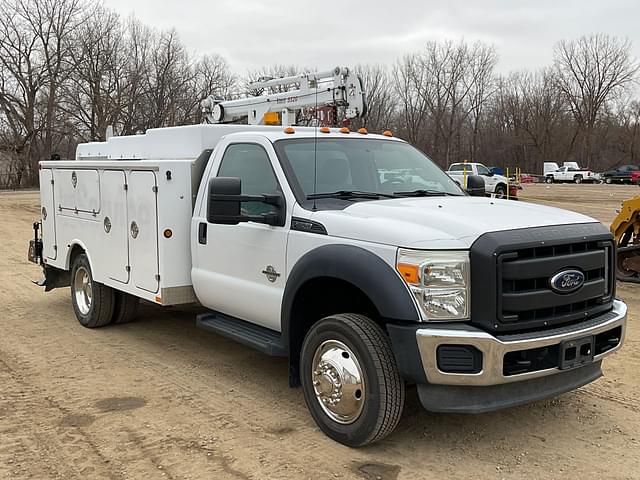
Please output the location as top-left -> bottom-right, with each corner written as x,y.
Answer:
446,162 -> 514,198
28,68 -> 627,447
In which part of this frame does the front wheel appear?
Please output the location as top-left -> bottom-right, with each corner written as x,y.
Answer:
70,253 -> 115,328
605,176 -> 613,184
494,184 -> 507,198
545,176 -> 554,184
300,314 -> 405,447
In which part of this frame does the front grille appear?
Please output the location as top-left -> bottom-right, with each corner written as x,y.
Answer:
499,240 -> 612,329
470,224 -> 615,333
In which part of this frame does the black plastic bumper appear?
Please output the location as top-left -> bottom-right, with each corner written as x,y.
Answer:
416,361 -> 602,413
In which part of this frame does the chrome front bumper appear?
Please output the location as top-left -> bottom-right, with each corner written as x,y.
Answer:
415,299 -> 627,386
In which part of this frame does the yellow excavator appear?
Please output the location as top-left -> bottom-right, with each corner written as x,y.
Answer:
611,197 -> 640,282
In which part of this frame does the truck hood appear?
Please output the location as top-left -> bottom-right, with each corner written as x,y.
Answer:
310,196 -> 597,249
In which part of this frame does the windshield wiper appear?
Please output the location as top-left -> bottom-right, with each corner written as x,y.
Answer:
393,189 -> 463,197
307,190 -> 398,200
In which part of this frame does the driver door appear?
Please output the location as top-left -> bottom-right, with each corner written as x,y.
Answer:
192,139 -> 290,331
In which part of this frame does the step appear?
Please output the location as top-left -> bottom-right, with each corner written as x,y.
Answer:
196,312 -> 287,357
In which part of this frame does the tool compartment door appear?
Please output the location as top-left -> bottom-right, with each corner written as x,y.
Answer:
101,170 -> 130,283
40,169 -> 57,260
127,171 -> 159,293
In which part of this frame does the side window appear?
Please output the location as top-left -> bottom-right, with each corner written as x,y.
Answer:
217,143 -> 281,217
449,164 -> 464,172
476,165 -> 490,176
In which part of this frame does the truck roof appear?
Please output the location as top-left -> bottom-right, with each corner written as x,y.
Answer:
75,124 -> 402,162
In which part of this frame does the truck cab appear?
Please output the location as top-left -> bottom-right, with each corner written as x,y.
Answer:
447,162 -> 514,198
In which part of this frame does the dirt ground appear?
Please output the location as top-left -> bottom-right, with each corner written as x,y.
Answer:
0,184 -> 639,480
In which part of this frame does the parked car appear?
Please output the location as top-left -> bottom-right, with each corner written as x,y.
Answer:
600,165 -> 640,184
630,171 -> 640,185
447,162 -> 516,198
545,166 -> 597,184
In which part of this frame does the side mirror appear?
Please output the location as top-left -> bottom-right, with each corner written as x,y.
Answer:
465,175 -> 486,197
207,177 -> 242,224
207,177 -> 284,226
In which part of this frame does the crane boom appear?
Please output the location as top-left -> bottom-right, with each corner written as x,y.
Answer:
201,66 -> 366,127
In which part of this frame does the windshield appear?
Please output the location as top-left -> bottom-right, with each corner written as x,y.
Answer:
273,138 -> 463,206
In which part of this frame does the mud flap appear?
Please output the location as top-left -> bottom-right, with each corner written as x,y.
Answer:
33,265 -> 71,292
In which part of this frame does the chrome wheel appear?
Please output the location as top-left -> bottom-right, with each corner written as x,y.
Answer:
311,339 -> 365,424
73,266 -> 93,315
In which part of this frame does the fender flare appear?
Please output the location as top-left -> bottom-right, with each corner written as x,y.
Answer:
65,240 -> 93,272
281,244 -> 420,349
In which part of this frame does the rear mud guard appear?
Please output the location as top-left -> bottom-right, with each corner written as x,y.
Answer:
34,265 -> 70,292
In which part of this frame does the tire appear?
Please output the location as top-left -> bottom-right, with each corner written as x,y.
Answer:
545,176 -> 553,184
574,175 -> 583,184
112,291 -> 139,324
605,176 -> 613,184
300,314 -> 405,447
494,184 -> 507,198
70,253 -> 115,328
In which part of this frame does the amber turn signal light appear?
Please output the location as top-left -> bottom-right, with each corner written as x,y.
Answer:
397,263 -> 419,284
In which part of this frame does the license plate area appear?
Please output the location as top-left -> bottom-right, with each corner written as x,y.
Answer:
559,336 -> 595,370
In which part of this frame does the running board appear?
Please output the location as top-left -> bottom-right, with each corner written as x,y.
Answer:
196,312 -> 287,357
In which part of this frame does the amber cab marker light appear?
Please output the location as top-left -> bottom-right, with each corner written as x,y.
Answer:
163,228 -> 173,239
383,130 -> 393,137
283,127 -> 295,134
339,127 -> 350,134
397,263 -> 419,284
320,127 -> 330,133
358,128 -> 368,135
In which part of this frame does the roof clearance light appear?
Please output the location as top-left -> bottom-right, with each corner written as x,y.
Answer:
339,127 -> 350,134
358,128 -> 368,135
320,127 -> 330,133
383,130 -> 393,137
284,127 -> 295,134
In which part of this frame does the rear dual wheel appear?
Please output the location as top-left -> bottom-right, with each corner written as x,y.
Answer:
70,253 -> 139,328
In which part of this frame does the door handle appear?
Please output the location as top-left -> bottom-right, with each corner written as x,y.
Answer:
198,222 -> 207,244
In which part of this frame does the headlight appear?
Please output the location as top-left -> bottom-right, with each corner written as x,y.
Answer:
396,249 -> 470,321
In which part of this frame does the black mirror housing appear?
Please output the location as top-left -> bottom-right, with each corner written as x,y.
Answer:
207,177 -> 285,226
207,177 -> 242,224
465,175 -> 486,197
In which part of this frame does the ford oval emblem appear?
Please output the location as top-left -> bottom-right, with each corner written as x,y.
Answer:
550,269 -> 585,294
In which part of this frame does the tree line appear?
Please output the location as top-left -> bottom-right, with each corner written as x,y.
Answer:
0,0 -> 638,188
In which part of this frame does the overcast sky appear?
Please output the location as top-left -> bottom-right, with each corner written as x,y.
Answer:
103,0 -> 638,75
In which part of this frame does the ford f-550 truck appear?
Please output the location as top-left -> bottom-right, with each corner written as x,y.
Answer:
28,123 -> 626,446
28,68 -> 626,446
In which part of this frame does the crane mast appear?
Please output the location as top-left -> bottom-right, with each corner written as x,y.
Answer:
201,66 -> 367,127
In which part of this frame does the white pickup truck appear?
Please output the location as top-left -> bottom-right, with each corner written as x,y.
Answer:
447,162 -> 514,198
29,124 -> 626,446
545,166 -> 596,184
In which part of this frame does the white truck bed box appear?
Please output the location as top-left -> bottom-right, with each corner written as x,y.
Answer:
40,124 -> 275,305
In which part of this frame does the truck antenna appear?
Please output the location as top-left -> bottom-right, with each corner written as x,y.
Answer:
312,82 -> 318,211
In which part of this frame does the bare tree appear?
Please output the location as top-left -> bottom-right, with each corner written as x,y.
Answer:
351,64 -> 396,133
554,34 -> 639,166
